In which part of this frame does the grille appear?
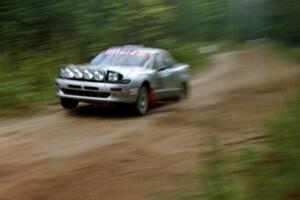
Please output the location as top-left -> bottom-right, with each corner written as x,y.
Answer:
68,85 -> 81,89
62,89 -> 110,98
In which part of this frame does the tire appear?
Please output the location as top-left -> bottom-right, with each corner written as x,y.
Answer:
131,86 -> 149,116
176,82 -> 188,100
60,98 -> 78,109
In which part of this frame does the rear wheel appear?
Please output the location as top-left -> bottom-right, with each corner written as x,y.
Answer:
60,98 -> 78,109
132,86 -> 149,116
176,82 -> 188,100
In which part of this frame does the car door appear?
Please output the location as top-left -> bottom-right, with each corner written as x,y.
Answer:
162,52 -> 181,91
153,53 -> 176,99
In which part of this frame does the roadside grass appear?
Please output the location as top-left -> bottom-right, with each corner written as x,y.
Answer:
268,43 -> 300,63
0,46 -> 82,119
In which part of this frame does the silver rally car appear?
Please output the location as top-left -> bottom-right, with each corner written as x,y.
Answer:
55,45 -> 189,115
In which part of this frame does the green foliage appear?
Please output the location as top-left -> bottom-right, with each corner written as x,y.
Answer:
154,39 -> 204,64
287,48 -> 300,62
226,0 -> 267,41
265,0 -> 300,44
164,0 -> 227,40
268,43 -> 300,64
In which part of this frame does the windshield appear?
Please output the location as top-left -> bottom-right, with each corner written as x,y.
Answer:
91,48 -> 151,67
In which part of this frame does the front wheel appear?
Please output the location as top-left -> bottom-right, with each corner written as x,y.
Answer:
131,86 -> 149,116
60,98 -> 78,109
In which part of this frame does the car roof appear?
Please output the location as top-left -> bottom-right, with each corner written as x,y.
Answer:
108,45 -> 164,55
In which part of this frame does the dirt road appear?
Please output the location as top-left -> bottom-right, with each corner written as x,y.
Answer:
0,49 -> 299,200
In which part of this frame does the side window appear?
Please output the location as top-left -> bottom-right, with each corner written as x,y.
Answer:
153,54 -> 164,70
163,52 -> 175,68
144,55 -> 153,68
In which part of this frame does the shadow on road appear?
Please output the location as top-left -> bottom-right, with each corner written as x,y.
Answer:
66,100 -> 179,119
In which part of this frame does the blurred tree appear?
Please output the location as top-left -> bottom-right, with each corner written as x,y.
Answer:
164,0 -> 227,40
265,0 -> 300,44
226,0 -> 266,41
0,0 -> 173,55
1,0 -> 299,55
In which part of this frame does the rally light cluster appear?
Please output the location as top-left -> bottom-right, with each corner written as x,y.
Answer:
59,66 -> 130,84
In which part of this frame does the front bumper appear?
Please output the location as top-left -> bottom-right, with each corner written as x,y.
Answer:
55,78 -> 138,104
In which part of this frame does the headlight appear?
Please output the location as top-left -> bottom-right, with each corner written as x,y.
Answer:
59,68 -> 67,78
64,68 -> 75,79
108,71 -> 120,82
83,69 -> 93,80
93,70 -> 105,81
73,68 -> 83,79
59,67 -> 77,79
107,71 -> 130,84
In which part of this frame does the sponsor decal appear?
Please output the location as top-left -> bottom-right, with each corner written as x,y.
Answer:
102,48 -> 150,58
